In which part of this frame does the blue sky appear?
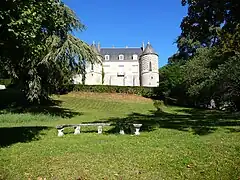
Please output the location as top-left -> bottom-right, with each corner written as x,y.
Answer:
64,0 -> 188,67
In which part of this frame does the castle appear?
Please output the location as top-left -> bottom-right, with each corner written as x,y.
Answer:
73,41 -> 159,87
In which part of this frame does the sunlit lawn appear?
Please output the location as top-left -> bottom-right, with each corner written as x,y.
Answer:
0,92 -> 240,180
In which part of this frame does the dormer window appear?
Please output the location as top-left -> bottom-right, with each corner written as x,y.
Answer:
119,54 -> 124,60
105,55 -> 110,60
133,54 -> 138,60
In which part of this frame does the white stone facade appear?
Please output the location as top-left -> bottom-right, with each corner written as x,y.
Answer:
102,61 -> 140,86
73,42 -> 159,87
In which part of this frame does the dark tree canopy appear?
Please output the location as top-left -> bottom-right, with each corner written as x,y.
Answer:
176,0 -> 240,57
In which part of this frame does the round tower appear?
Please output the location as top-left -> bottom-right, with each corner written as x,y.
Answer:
139,42 -> 159,87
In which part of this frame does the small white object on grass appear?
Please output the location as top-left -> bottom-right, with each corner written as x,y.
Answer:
74,126 -> 81,135
119,129 -> 125,135
58,128 -> 64,137
98,126 -> 103,134
133,124 -> 142,135
0,85 -> 6,90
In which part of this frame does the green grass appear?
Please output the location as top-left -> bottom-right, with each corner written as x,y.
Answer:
0,92 -> 240,180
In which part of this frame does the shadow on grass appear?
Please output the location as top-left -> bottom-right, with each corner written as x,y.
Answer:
0,126 -> 49,147
0,88 -> 82,118
88,107 -> 240,136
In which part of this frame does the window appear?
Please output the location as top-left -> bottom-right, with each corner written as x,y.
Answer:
105,55 -> 110,60
119,54 -> 124,60
103,65 -> 110,67
91,63 -> 94,71
149,62 -> 152,71
133,54 -> 138,60
117,74 -> 124,77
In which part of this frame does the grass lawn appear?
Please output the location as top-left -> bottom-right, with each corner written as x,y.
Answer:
0,91 -> 240,180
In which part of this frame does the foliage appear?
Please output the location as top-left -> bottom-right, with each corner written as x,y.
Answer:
209,53 -> 240,109
176,42 -> 240,110
153,100 -> 165,111
165,0 -> 240,110
0,0 -> 98,104
158,63 -> 188,105
0,79 -> 12,87
177,0 -> 240,57
159,64 -> 183,95
182,48 -> 215,98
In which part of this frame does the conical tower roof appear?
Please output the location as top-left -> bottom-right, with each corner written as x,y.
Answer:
142,42 -> 158,56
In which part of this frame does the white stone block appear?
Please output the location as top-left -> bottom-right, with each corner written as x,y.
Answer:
98,126 -> 103,134
74,126 -> 81,135
0,85 -> 6,90
58,128 -> 64,137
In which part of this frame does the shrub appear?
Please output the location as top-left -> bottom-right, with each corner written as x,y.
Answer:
63,84 -> 161,98
0,79 -> 12,87
153,100 -> 165,111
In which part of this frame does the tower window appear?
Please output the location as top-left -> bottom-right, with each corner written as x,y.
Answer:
119,54 -> 124,60
149,62 -> 152,71
91,63 -> 94,71
105,55 -> 110,60
133,54 -> 138,60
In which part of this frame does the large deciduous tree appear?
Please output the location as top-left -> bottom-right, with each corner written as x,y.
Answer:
164,0 -> 240,110
0,0 -> 98,103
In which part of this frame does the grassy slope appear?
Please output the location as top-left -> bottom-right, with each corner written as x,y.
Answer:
0,92 -> 240,180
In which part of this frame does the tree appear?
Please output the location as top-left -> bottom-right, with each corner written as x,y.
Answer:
0,0 -> 99,103
182,48 -> 216,102
175,0 -> 240,59
158,64 -> 186,105
166,0 -> 240,110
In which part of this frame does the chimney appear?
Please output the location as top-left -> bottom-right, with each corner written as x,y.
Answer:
97,42 -> 100,52
142,41 -> 145,51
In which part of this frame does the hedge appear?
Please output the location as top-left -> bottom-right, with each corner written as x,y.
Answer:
61,84 -> 162,98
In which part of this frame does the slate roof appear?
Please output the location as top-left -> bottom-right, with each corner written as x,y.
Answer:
100,48 -> 143,61
142,43 -> 158,56
90,42 -> 158,61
